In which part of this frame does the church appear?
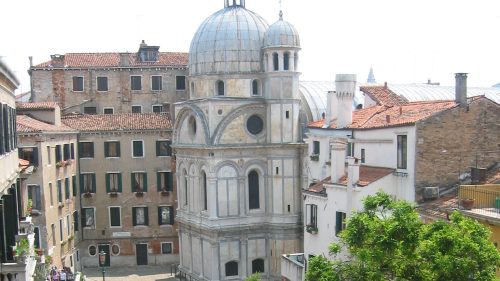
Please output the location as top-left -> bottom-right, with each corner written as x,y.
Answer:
173,0 -> 305,280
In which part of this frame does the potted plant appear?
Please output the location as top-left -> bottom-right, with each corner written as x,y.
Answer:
16,238 -> 29,260
160,189 -> 170,196
83,191 -> 92,198
461,198 -> 475,210
35,248 -> 44,256
25,199 -> 33,217
306,225 -> 318,234
310,154 -> 319,161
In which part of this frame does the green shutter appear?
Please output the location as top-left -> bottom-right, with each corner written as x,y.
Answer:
132,208 -> 137,226
72,176 -> 77,197
117,173 -> 122,192
131,173 -> 136,192
92,174 -> 96,193
144,207 -> 149,225
143,173 -> 148,192
79,175 -> 84,193
157,172 -> 161,192
167,141 -> 172,156
158,207 -> 162,225
105,174 -> 110,193
104,142 -> 109,157
169,206 -> 174,225
156,141 -> 160,156
90,143 -> 94,158
167,172 -> 173,192
33,147 -> 39,166
78,143 -> 82,159
116,142 -> 121,157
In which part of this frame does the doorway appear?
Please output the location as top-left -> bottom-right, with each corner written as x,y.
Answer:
136,243 -> 148,265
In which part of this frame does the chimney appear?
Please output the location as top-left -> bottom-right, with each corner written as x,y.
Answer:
330,138 -> 347,183
335,74 -> 357,128
455,73 -> 468,106
386,115 -> 391,123
346,156 -> 360,216
119,53 -> 130,67
50,54 -> 65,67
324,91 -> 338,128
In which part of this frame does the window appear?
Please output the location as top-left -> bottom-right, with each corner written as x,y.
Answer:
132,207 -> 149,226
55,144 -> 62,163
361,149 -> 365,163
335,211 -> 347,236
57,180 -> 63,204
109,207 -> 121,227
59,219 -> 64,241
131,76 -> 142,91
157,172 -> 173,192
313,141 -> 320,155
104,141 -> 120,158
161,242 -> 173,254
47,146 -> 51,165
152,105 -> 164,113
284,52 -> 290,70
34,227 -> 41,249
247,115 -> 264,135
132,106 -> 142,113
182,170 -> 188,206
72,175 -> 77,198
103,108 -> 114,114
176,76 -> 186,90
80,173 -> 96,194
63,143 -> 70,160
252,80 -> 259,96
132,140 -> 144,157
82,208 -> 95,228
106,173 -> 122,193
305,204 -> 317,228
49,183 -> 54,207
97,77 -> 108,92
216,80 -> 225,96
27,185 -> 42,210
72,76 -> 84,92
151,76 -> 162,91
347,142 -> 354,157
286,110 -> 290,119
83,107 -> 97,114
88,245 -> 97,256
252,258 -> 265,274
79,142 -> 94,158
73,211 -> 79,232
71,143 -> 75,159
156,140 -> 171,156
111,244 -> 120,255
225,261 -> 238,277
65,178 -> 70,200
158,206 -> 174,225
202,171 -> 207,211
248,170 -> 260,210
66,215 -> 71,235
397,135 -> 407,169
51,224 -> 56,246
18,147 -> 38,166
273,53 -> 279,71
132,172 -> 147,192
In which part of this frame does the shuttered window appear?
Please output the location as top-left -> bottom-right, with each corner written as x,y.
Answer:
158,206 -> 174,225
132,172 -> 147,192
157,172 -> 173,192
109,207 -> 121,227
106,173 -> 122,193
132,207 -> 148,226
80,173 -> 96,194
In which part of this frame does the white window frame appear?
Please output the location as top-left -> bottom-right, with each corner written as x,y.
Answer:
108,206 -> 122,228
96,76 -> 109,92
111,244 -> 120,256
175,75 -> 186,91
79,142 -> 94,159
131,105 -> 142,113
82,207 -> 96,229
161,242 -> 173,254
46,145 -> 52,166
152,104 -> 164,113
158,205 -> 174,226
48,182 -> 54,208
72,76 -> 84,92
151,75 -> 163,91
80,172 -> 95,194
103,107 -> 114,114
133,205 -> 148,227
156,139 -> 171,157
130,75 -> 143,91
104,140 -> 120,159
131,140 -> 145,158
66,214 -> 71,236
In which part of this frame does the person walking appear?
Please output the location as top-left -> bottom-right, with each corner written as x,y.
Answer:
59,269 -> 66,281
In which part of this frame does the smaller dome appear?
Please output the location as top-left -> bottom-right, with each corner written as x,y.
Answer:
264,12 -> 300,48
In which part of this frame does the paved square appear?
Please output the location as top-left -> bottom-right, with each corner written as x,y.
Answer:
82,265 -> 177,281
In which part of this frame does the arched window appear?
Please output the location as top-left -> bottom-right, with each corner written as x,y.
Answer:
252,258 -> 265,274
217,80 -> 225,96
202,171 -> 207,211
183,169 -> 188,206
252,80 -> 259,96
273,53 -> 279,71
248,170 -> 260,209
225,261 -> 238,276
284,52 -> 290,71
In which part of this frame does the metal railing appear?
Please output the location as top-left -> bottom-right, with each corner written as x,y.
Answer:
458,185 -> 500,217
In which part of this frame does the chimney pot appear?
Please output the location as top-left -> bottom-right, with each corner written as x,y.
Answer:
455,73 -> 468,106
399,106 -> 403,115
384,82 -> 388,89
386,115 -> 390,123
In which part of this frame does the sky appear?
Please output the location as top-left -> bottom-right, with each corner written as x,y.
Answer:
1,0 -> 499,95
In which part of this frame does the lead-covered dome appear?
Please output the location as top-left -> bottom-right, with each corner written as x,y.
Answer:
264,14 -> 300,48
189,4 -> 269,76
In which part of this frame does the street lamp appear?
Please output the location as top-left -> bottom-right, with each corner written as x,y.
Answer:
98,250 -> 106,281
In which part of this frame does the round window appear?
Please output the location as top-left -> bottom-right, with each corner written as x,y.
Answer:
188,116 -> 197,137
247,115 -> 264,135
111,244 -> 120,255
88,245 -> 97,256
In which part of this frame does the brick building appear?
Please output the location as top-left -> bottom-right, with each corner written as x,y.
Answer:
61,113 -> 177,267
16,102 -> 79,270
29,41 -> 188,116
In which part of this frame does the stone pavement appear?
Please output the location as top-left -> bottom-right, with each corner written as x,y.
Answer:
82,265 -> 178,281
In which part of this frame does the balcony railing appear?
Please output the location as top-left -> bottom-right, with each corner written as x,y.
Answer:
458,185 -> 500,218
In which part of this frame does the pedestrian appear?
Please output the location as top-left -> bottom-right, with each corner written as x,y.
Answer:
51,268 -> 59,281
59,269 -> 66,281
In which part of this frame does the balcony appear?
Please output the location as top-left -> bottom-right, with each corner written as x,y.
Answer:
281,253 -> 305,281
458,184 -> 500,221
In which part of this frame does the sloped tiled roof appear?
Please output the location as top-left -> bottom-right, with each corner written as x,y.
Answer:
309,100 -> 458,130
417,194 -> 458,221
62,113 -> 172,132
16,102 -> 58,111
306,166 -> 394,194
17,115 -> 75,133
360,85 -> 409,106
33,52 -> 188,68
486,167 -> 500,184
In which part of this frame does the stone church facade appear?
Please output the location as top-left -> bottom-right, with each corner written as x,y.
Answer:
173,1 -> 305,280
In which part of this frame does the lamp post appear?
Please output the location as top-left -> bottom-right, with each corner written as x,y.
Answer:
98,250 -> 106,281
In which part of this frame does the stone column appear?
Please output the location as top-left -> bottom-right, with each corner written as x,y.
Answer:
211,242 -> 220,281
239,177 -> 246,216
278,51 -> 284,71
207,178 -> 218,219
289,53 -> 295,72
240,239 -> 248,277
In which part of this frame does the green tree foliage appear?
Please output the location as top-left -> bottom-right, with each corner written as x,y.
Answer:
306,191 -> 500,281
245,273 -> 260,281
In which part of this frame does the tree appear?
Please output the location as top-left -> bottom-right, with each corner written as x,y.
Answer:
245,273 -> 260,281
306,191 -> 500,281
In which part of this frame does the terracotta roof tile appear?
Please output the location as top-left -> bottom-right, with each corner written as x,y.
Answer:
62,113 -> 172,131
337,166 -> 395,186
34,52 -> 188,68
17,115 -> 75,133
360,85 -> 408,106
417,195 -> 458,221
486,168 -> 500,184
309,101 -> 457,130
307,177 -> 331,194
16,102 -> 58,110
